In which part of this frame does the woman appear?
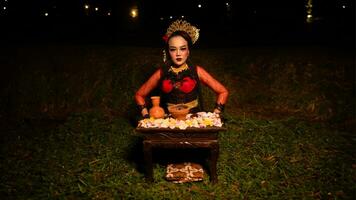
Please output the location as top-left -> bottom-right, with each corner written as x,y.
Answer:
135,20 -> 228,118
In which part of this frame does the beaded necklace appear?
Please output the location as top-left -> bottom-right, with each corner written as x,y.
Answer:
169,63 -> 188,75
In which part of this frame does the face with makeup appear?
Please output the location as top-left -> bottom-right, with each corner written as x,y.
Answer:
168,35 -> 190,67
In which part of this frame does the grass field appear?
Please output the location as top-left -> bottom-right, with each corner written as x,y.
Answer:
0,44 -> 355,199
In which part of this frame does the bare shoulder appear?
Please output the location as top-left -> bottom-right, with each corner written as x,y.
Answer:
196,65 -> 207,75
196,65 -> 204,71
151,68 -> 162,78
197,65 -> 212,76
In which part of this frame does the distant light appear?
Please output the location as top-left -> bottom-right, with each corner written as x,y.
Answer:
306,14 -> 313,23
44,12 -> 48,16
84,4 -> 89,9
342,5 -> 346,9
130,7 -> 138,18
198,4 -> 202,8
226,2 -> 231,11
181,15 -> 184,18
306,0 -> 313,23
95,7 -> 99,11
107,12 -> 111,16
169,16 -> 173,19
131,10 -> 137,17
3,6 -> 6,10
160,17 -> 164,20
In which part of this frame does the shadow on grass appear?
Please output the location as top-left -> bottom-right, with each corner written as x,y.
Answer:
124,134 -> 213,180
123,135 -> 146,174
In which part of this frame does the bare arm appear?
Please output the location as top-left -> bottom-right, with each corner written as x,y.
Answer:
197,66 -> 229,113
135,69 -> 161,116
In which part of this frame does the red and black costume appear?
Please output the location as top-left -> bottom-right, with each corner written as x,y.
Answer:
160,64 -> 202,113
135,65 -> 228,116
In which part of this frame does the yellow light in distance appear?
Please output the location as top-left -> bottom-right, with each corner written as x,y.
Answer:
84,4 -> 89,9
130,8 -> 138,18
306,0 -> 313,23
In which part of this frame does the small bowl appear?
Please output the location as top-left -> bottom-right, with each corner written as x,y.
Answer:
168,104 -> 190,120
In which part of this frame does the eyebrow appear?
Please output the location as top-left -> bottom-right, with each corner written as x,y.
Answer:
169,45 -> 188,48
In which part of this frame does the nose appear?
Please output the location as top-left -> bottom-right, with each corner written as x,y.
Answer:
176,49 -> 181,56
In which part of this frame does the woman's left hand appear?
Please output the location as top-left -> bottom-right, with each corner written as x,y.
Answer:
213,108 -> 221,114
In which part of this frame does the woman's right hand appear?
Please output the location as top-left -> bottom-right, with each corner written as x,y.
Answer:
141,108 -> 149,118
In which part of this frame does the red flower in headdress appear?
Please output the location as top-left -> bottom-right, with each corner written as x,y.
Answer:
162,34 -> 169,43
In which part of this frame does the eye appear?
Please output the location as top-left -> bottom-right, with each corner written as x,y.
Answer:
180,47 -> 187,51
169,48 -> 176,52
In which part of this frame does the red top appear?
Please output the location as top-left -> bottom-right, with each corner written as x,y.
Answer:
135,66 -> 229,111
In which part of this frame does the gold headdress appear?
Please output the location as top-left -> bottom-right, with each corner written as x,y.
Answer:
165,20 -> 200,44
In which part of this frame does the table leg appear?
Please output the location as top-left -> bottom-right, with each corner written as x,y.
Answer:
143,141 -> 153,182
209,142 -> 219,184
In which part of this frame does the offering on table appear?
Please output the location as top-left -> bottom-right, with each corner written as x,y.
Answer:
137,112 -> 223,130
168,104 -> 190,120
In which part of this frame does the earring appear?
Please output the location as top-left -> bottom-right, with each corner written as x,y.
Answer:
162,49 -> 167,62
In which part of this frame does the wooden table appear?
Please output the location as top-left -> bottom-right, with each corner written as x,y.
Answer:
135,126 -> 226,183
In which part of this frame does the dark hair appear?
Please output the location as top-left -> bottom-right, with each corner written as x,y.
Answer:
164,31 -> 193,66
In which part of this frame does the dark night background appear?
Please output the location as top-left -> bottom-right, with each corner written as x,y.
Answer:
0,1 -> 355,198
0,0 -> 354,46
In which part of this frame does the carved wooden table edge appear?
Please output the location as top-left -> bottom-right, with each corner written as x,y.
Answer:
135,126 -> 227,184
135,126 -> 227,133
135,127 -> 227,139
